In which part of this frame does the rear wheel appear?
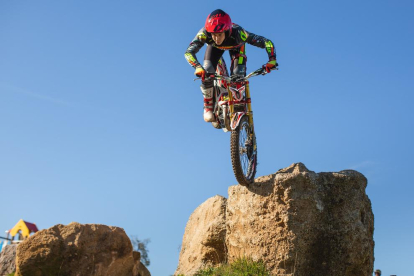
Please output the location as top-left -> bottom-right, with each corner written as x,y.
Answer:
230,116 -> 257,186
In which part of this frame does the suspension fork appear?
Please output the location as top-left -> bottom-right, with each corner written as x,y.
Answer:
245,81 -> 257,151
227,84 -> 234,115
245,81 -> 254,132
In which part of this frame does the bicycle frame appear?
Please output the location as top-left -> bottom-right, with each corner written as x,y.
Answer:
193,65 -> 277,185
227,80 -> 253,131
195,65 -> 277,134
217,67 -> 272,131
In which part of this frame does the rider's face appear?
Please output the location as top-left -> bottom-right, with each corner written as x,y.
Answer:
211,32 -> 225,45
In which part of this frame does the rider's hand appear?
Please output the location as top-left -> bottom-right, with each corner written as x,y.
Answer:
265,58 -> 278,73
195,66 -> 206,81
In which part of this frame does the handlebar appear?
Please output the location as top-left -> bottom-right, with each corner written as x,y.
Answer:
194,65 -> 278,82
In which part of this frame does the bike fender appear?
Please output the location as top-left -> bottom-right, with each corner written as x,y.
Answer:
231,112 -> 246,130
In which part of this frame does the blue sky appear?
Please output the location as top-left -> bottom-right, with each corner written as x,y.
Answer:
1,1 -> 413,275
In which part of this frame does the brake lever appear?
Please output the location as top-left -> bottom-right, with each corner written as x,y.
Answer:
193,74 -> 217,82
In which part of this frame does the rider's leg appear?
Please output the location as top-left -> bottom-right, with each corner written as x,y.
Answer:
229,45 -> 247,77
201,45 -> 224,122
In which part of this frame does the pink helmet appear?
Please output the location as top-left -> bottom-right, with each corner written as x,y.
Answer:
205,9 -> 232,33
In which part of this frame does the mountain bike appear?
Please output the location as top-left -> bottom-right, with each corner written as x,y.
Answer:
195,58 -> 277,185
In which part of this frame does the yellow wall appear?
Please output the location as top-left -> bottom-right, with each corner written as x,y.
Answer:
9,219 -> 31,238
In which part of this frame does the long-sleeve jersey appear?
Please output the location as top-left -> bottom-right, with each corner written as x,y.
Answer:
185,24 -> 276,68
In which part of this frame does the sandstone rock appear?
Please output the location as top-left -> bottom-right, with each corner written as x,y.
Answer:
175,195 -> 227,276
227,163 -> 374,275
132,251 -> 151,276
15,222 -> 150,276
177,163 -> 374,276
0,244 -> 17,275
135,262 -> 151,276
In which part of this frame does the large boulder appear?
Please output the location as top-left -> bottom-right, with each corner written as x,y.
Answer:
176,163 -> 374,276
135,262 -> 151,276
15,222 -> 150,276
227,163 -> 374,275
132,252 -> 151,276
175,195 -> 227,276
0,244 -> 17,275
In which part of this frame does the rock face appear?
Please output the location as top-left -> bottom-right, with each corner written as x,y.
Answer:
176,163 -> 374,276
15,222 -> 150,276
175,195 -> 227,276
0,244 -> 17,275
135,262 -> 151,276
133,252 -> 151,276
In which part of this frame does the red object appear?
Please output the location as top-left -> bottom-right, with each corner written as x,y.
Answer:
195,67 -> 206,81
203,98 -> 213,111
205,9 -> 232,33
23,221 -> 39,232
265,57 -> 277,73
265,62 -> 276,73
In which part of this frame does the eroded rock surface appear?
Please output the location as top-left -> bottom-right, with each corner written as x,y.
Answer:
15,222 -> 150,276
0,244 -> 17,275
133,251 -> 151,276
175,195 -> 227,276
176,163 -> 374,276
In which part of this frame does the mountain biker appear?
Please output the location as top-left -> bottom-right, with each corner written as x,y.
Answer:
185,9 -> 277,122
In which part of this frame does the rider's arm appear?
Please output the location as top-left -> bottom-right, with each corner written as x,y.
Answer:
240,28 -> 276,60
185,28 -> 208,68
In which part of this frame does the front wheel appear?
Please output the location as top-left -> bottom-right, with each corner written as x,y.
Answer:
230,116 -> 257,186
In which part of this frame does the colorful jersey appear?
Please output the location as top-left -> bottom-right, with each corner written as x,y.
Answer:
185,24 -> 276,68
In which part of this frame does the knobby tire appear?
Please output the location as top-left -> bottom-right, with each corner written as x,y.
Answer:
230,116 -> 257,186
